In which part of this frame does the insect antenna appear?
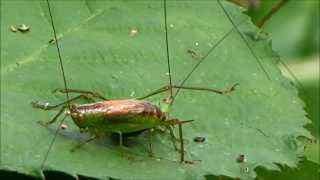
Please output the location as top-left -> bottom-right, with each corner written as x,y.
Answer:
172,26 -> 235,101
170,0 -> 284,102
163,0 -> 173,99
40,0 -> 71,170
275,52 -> 309,103
169,16 -> 249,102
161,0 -> 244,106
277,56 -> 305,89
217,0 -> 272,81
218,0 -> 306,92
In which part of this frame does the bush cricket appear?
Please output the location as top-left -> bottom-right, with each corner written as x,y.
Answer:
32,84 -> 238,163
33,0 -> 281,168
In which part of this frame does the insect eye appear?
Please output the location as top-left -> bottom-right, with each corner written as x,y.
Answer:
70,104 -> 77,109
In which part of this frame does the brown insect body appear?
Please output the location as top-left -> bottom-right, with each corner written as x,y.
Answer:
68,99 -> 170,135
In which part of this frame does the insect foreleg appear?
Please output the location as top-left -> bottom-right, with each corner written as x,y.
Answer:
52,88 -> 108,101
166,125 -> 180,151
137,85 -> 171,100
163,119 -> 193,162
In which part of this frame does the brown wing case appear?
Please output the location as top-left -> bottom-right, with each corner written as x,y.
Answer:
76,99 -> 166,120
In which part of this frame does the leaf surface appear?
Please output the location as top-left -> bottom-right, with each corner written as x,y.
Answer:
1,0 -> 312,179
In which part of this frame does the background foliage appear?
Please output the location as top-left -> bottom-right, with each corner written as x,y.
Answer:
244,0 -> 319,179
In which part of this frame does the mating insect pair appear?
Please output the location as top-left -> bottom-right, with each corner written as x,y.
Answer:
32,83 -> 238,163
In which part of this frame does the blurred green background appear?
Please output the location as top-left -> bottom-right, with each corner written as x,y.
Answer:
230,0 -> 319,179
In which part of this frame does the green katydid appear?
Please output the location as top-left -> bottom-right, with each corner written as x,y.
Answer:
32,83 -> 238,163
31,0 -> 242,164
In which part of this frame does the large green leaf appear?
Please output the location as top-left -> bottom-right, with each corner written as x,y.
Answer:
1,0 -> 312,179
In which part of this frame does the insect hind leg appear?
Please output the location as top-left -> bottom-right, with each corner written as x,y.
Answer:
52,88 -> 108,101
166,125 -> 180,151
137,83 -> 238,100
31,94 -> 96,111
32,94 -> 96,126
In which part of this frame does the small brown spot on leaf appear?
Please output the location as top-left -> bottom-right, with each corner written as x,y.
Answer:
129,28 -> 138,37
184,160 -> 201,164
193,136 -> 205,143
187,49 -> 202,60
48,38 -> 56,44
9,26 -> 17,32
60,123 -> 68,130
17,24 -> 30,33
236,154 -> 246,163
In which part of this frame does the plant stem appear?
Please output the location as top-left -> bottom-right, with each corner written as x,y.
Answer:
256,0 -> 289,28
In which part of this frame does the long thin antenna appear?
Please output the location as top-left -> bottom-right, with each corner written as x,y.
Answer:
41,0 -> 71,169
277,58 -> 304,89
173,26 -> 235,100
163,0 -> 173,98
277,57 -> 310,102
171,17 -> 248,101
217,0 -> 272,81
40,115 -> 67,169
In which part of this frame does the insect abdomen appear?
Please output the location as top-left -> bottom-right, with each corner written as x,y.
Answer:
71,99 -> 167,133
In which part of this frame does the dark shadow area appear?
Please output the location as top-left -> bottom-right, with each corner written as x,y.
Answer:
206,174 -> 236,180
255,159 -> 319,180
0,170 -> 39,180
78,174 -> 101,180
45,124 -> 148,149
0,169 -> 109,180
43,170 -> 77,180
205,159 -> 319,180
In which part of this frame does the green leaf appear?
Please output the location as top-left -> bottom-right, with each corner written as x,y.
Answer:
248,0 -> 320,59
1,0 -> 312,179
255,159 -> 320,180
